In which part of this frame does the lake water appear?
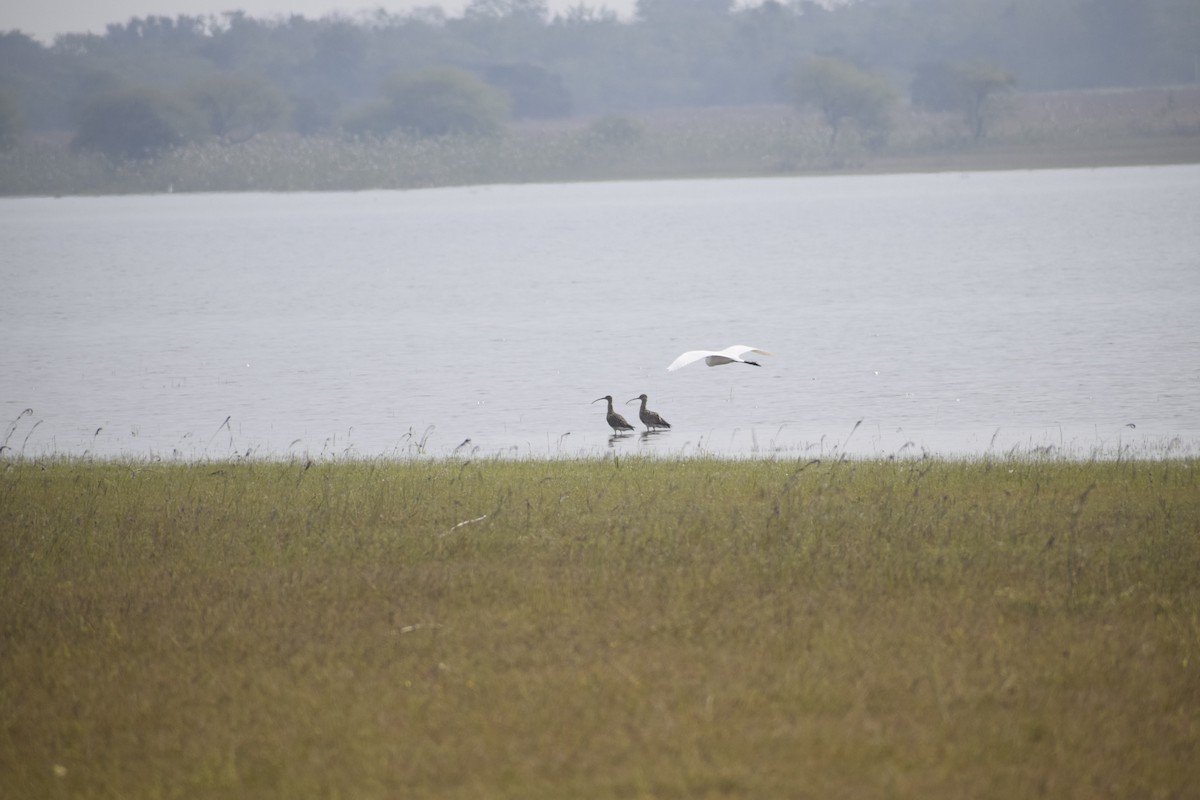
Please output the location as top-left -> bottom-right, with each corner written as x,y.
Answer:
3,165 -> 1199,460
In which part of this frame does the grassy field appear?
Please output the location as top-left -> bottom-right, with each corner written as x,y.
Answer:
2,457 -> 1197,798
2,85 -> 1198,196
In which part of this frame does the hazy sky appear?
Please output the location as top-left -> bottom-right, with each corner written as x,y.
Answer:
2,0 -> 641,43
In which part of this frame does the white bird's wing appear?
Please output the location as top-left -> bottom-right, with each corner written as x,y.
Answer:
669,346 -> 774,371
718,345 -> 772,360
666,350 -> 715,371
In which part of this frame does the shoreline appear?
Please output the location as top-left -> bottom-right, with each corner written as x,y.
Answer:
3,87 -> 1198,197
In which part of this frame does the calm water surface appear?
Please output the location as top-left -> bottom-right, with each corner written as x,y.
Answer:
3,166 -> 1199,459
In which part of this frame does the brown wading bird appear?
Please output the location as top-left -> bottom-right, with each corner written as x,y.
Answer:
592,395 -> 635,434
627,394 -> 670,431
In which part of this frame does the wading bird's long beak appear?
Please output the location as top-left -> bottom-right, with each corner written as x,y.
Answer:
626,398 -> 638,405
592,397 -> 605,404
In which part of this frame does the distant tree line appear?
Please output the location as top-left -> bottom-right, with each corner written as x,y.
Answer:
0,0 -> 1196,160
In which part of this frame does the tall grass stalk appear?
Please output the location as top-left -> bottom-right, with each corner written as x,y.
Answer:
2,457 -> 1197,798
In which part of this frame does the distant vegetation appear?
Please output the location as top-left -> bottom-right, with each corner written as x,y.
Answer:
0,0 -> 1198,193
1,86 -> 1196,195
2,457 -> 1198,797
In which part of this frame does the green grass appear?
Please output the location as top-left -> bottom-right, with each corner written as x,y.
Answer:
2,457 -> 1198,798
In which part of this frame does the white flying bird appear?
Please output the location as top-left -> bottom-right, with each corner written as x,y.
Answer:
667,345 -> 773,372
